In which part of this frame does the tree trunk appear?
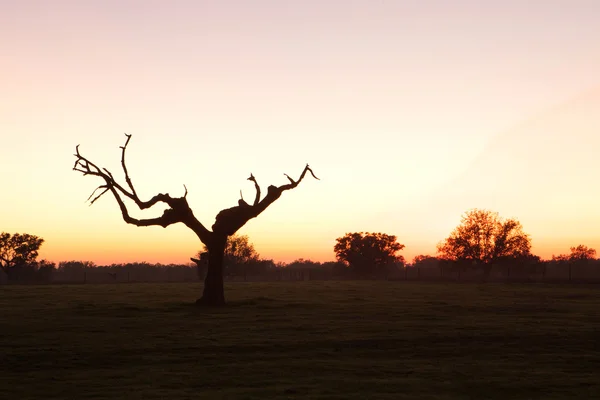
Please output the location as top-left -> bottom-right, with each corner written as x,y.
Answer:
196,235 -> 227,306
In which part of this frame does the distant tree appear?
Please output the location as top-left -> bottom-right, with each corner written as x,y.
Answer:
286,258 -> 322,269
58,260 -> 97,271
553,245 -> 596,262
437,209 -> 531,275
198,234 -> 260,276
551,254 -> 568,262
334,232 -> 405,276
36,260 -> 56,282
320,260 -> 348,275
0,233 -> 44,280
412,255 -> 439,269
73,134 -> 318,306
568,245 -> 596,261
245,259 -> 276,275
199,234 -> 259,265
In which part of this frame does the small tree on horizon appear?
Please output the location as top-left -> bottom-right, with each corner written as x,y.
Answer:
437,209 -> 532,275
197,234 -> 260,277
334,232 -> 405,276
552,245 -> 597,262
0,233 -> 45,280
73,134 -> 319,306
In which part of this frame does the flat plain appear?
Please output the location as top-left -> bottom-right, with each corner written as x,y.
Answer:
1,281 -> 599,399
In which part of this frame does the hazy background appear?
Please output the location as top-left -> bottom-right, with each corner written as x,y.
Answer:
2,0 -> 599,263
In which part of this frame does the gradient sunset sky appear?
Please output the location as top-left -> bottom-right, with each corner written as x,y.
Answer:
2,0 -> 600,264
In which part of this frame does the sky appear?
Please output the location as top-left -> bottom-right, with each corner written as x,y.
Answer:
2,0 -> 600,264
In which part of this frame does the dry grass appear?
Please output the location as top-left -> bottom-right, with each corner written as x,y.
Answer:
1,281 -> 599,399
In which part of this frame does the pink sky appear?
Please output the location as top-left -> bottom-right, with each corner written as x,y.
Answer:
1,0 -> 599,264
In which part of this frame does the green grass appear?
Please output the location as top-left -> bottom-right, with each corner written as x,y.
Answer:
1,281 -> 599,399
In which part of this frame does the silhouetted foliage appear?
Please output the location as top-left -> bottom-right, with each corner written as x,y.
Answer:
58,260 -> 97,271
334,232 -> 405,277
437,209 -> 532,276
0,233 -> 44,281
553,245 -> 597,262
73,134 -> 318,306
285,258 -> 322,269
36,260 -> 56,282
412,255 -> 440,269
198,234 -> 260,276
320,261 -> 348,274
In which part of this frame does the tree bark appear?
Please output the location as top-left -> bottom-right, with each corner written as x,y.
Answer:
196,235 -> 227,306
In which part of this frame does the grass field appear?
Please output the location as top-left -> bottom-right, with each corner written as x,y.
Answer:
1,281 -> 599,399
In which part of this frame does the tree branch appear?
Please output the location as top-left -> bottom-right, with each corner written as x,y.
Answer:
248,173 -> 261,206
278,164 -> 320,191
212,164 -> 319,236
73,134 -> 211,242
87,186 -> 110,205
119,133 -> 138,198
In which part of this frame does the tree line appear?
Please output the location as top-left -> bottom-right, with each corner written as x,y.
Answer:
3,209 -> 599,284
66,134 -> 600,305
5,135 -> 598,301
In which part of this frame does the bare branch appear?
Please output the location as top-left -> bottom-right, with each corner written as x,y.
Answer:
247,173 -> 261,206
212,164 -> 319,236
119,133 -> 137,198
283,174 -> 295,184
108,185 -> 178,228
73,135 -> 212,242
86,185 -> 110,205
306,164 -> 320,180
278,164 -> 320,191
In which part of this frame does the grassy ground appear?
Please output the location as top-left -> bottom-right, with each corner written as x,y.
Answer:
1,281 -> 599,399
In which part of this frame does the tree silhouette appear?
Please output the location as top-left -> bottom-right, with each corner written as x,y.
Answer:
73,134 -> 318,306
568,245 -> 597,261
412,255 -> 439,269
437,209 -> 531,275
334,232 -> 405,276
553,245 -> 597,262
0,233 -> 44,280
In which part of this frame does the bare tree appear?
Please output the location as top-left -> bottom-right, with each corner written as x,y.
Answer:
73,134 -> 319,306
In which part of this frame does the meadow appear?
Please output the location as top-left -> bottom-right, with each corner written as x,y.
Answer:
1,281 -> 599,399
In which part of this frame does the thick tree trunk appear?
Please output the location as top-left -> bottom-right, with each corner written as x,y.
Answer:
196,235 -> 227,306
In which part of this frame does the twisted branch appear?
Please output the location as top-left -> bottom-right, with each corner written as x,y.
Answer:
212,164 -> 319,235
73,134 -> 210,241
74,134 -> 318,243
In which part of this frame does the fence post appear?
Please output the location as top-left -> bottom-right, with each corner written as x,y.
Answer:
404,267 -> 408,280
569,263 -> 572,282
84,271 -> 87,284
